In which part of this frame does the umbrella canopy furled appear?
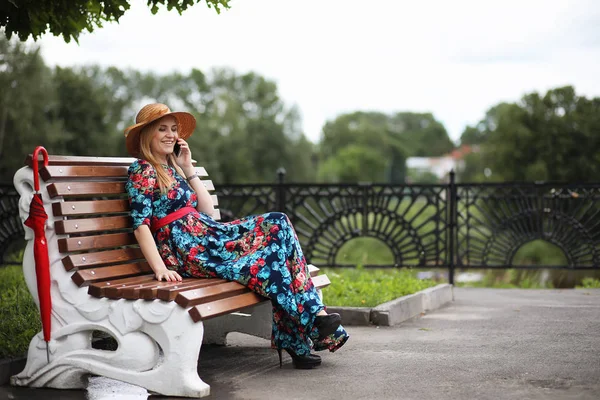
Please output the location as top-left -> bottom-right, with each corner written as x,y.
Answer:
23,146 -> 52,361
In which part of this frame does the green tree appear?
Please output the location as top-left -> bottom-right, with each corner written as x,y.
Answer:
474,87 -> 600,182
389,112 -> 455,157
457,125 -> 487,182
155,67 -> 314,183
318,110 -> 454,183
1,0 -> 231,43
319,112 -> 400,183
320,112 -> 390,157
53,67 -> 122,156
0,37 -> 62,183
455,152 -> 488,182
460,125 -> 487,146
318,145 -> 387,183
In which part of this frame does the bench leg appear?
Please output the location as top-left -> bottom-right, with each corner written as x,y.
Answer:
12,308 -> 211,398
11,331 -> 90,390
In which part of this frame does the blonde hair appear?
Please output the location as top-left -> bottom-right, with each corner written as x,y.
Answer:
138,118 -> 186,195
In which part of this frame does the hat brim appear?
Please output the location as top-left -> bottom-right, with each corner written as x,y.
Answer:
124,111 -> 196,157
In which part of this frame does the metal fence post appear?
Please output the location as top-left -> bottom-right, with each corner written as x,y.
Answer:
448,170 -> 456,285
276,167 -> 286,212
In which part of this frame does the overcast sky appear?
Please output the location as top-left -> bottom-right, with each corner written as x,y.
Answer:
32,0 -> 600,144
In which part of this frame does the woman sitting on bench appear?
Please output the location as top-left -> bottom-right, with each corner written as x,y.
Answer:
124,103 -> 349,369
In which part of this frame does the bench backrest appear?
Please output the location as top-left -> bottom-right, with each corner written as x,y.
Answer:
26,155 -> 220,289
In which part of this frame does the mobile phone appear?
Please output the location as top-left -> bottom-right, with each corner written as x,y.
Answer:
173,143 -> 181,157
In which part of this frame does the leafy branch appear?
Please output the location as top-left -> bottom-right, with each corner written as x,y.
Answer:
1,0 -> 231,43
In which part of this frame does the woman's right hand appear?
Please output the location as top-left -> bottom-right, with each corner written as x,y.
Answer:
133,225 -> 183,282
155,268 -> 183,282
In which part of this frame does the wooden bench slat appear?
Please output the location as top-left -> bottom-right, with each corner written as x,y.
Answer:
56,213 -> 220,236
56,216 -> 132,235
58,232 -> 137,253
175,282 -> 249,308
88,269 -> 328,301
311,274 -> 331,289
187,273 -> 332,322
89,276 -> 221,300
48,182 -> 127,198
56,213 -> 221,235
71,262 -> 152,287
104,277 -> 159,299
88,274 -> 156,298
140,279 -> 214,300
62,248 -> 144,271
41,165 -> 210,181
41,165 -> 130,181
26,154 -> 203,168
26,155 -> 136,167
155,279 -> 228,302
53,199 -> 130,216
54,197 -> 218,218
48,180 -> 215,198
189,292 -> 264,322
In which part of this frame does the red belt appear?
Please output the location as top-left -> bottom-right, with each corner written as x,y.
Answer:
150,206 -> 197,233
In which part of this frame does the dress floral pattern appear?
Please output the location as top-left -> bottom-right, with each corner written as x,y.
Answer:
126,159 -> 349,356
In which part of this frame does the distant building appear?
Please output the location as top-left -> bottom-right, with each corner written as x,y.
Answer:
406,145 -> 477,182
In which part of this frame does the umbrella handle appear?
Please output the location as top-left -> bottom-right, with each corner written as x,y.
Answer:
32,146 -> 49,193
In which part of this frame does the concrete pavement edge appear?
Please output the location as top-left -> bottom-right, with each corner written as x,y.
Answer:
328,283 -> 453,326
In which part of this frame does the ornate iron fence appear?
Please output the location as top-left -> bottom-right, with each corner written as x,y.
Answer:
2,173 -> 600,283
0,184 -> 24,266
217,172 -> 600,284
455,182 -> 600,270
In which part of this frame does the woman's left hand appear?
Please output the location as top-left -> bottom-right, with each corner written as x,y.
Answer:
174,138 -> 193,170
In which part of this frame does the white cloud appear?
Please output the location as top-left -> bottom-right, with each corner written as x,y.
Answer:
32,0 -> 600,144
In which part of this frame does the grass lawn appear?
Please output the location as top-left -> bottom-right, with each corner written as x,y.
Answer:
322,267 -> 438,307
0,265 -> 41,359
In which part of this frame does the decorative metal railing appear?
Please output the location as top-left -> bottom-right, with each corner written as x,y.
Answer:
0,184 -> 24,266
2,173 -> 600,284
455,183 -> 600,270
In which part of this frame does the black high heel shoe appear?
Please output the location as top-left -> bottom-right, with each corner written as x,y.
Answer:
314,313 -> 341,340
277,348 -> 321,369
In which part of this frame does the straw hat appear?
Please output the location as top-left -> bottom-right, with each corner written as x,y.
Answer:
124,103 -> 196,157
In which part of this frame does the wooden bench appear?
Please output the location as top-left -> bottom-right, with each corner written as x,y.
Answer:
11,155 -> 331,398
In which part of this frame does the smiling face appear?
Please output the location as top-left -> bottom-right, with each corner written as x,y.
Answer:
149,116 -> 179,163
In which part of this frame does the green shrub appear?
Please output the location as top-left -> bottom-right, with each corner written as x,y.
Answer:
322,267 -> 437,307
0,265 -> 41,359
577,277 -> 600,289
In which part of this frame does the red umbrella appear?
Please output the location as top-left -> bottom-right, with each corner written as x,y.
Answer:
23,146 -> 52,362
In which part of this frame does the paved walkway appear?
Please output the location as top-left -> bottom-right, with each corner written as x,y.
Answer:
2,288 -> 599,399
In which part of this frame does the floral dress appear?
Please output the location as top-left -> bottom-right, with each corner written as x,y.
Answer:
126,159 -> 349,356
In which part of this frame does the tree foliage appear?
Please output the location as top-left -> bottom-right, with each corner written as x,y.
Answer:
318,145 -> 387,183
319,112 -> 403,183
389,112 -> 454,157
0,36 -> 314,184
318,111 -> 453,183
3,36 -> 597,186
0,38 -> 61,182
1,0 -> 231,43
460,86 -> 600,182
